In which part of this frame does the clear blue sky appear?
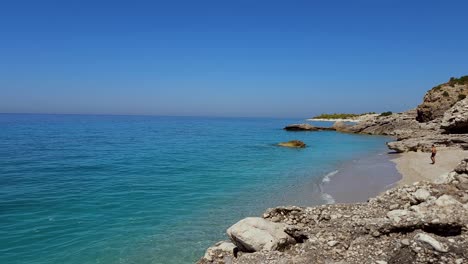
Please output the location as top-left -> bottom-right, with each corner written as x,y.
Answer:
1,0 -> 467,118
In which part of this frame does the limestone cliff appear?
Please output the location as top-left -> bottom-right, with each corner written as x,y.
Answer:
416,76 -> 468,122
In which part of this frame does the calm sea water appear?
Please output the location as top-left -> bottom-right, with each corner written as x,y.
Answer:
0,114 -> 391,264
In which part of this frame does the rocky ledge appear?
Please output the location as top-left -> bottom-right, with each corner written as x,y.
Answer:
284,124 -> 336,131
341,85 -> 468,153
198,159 -> 468,264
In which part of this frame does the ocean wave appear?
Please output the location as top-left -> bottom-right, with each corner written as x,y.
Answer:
321,193 -> 335,204
322,170 -> 339,183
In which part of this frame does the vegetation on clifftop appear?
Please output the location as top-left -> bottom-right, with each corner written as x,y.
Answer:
448,75 -> 468,86
379,111 -> 393,117
312,112 -> 376,119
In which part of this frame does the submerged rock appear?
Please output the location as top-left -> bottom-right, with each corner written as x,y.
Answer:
278,140 -> 306,148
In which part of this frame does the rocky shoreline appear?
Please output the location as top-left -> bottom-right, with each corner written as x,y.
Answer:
198,161 -> 468,263
197,77 -> 468,263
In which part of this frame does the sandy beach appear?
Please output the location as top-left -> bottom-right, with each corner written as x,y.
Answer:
322,151 -> 401,203
307,118 -> 360,122
391,147 -> 468,186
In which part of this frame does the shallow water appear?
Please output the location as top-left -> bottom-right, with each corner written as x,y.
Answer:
0,114 -> 392,264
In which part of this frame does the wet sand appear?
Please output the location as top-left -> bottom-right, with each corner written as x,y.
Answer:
391,147 -> 468,186
322,152 -> 401,203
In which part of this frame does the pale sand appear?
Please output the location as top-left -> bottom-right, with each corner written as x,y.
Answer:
391,147 -> 468,186
307,114 -> 379,123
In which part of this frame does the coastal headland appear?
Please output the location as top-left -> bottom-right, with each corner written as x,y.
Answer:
198,76 -> 468,263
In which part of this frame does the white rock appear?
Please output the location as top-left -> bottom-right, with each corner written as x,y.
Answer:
413,189 -> 431,202
327,240 -> 338,247
433,172 -> 457,184
414,233 -> 448,253
435,195 -> 461,207
227,217 -> 295,252
387,209 -> 409,223
401,239 -> 410,246
203,241 -> 236,261
376,261 -> 388,264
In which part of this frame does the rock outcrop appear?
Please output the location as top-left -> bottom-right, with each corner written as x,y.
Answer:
441,97 -> 468,134
416,78 -> 468,122
284,124 -> 335,131
227,217 -> 296,252
278,140 -> 306,148
198,160 -> 468,264
331,121 -> 350,132
344,109 -> 422,136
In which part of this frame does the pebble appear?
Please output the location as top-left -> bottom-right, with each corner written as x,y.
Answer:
327,241 -> 339,247
414,233 -> 448,253
401,239 -> 410,246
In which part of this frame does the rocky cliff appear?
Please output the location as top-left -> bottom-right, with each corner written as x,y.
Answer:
198,160 -> 468,264
340,76 -> 468,153
416,76 -> 468,123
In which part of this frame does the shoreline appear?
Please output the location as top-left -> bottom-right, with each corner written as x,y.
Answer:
390,147 -> 468,186
321,150 -> 401,203
274,139 -> 401,207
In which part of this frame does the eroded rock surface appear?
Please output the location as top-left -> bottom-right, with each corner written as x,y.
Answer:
441,98 -> 468,134
416,80 -> 468,123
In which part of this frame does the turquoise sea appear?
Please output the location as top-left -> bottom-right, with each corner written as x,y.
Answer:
0,114 -> 392,264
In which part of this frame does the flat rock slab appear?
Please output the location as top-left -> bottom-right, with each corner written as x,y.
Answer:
284,124 -> 335,131
227,217 -> 295,252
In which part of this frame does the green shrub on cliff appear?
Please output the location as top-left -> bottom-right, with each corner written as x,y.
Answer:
458,94 -> 466,100
313,112 -> 376,119
433,85 -> 442,91
443,91 -> 449,97
313,113 -> 359,119
379,111 -> 393,117
448,75 -> 468,86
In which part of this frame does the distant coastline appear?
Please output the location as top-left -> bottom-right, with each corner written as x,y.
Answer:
307,113 -> 379,123
307,118 -> 360,122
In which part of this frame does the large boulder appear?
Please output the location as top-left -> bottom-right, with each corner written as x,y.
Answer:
416,78 -> 468,122
454,158 -> 468,174
278,140 -> 306,148
227,217 -> 295,252
441,97 -> 468,133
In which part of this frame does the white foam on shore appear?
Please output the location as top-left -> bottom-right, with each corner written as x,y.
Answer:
322,170 -> 339,183
321,193 -> 336,204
